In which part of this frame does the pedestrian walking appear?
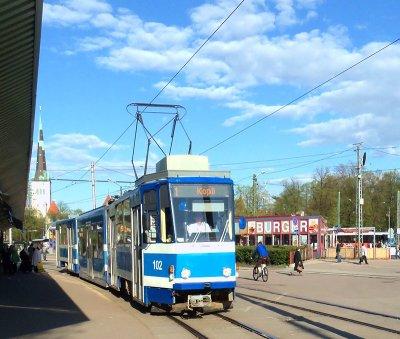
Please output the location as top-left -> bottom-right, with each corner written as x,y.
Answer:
336,242 -> 342,263
2,244 -> 12,275
32,245 -> 42,273
42,242 -> 48,261
294,247 -> 304,275
10,245 -> 20,274
359,243 -> 368,264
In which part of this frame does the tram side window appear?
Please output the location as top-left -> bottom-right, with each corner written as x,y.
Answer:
160,185 -> 174,243
91,226 -> 98,258
143,190 -> 157,244
78,227 -> 86,256
60,227 -> 67,245
116,200 -> 131,244
93,223 -> 103,258
123,199 -> 131,243
116,203 -> 124,244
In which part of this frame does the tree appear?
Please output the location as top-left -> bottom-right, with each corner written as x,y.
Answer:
48,201 -> 70,222
273,179 -> 307,215
235,184 -> 271,216
21,208 -> 47,241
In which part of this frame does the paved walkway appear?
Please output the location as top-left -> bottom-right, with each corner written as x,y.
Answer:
0,260 -> 89,338
0,256 -> 191,338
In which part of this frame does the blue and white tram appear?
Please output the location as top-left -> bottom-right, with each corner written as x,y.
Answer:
55,218 -> 79,273
55,155 -> 236,313
76,207 -> 108,286
107,155 -> 236,312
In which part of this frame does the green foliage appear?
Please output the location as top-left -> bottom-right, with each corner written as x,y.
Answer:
235,184 -> 271,217
236,245 -> 300,266
22,208 -> 47,241
267,165 -> 400,231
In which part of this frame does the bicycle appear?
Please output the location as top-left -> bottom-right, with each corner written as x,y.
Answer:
252,258 -> 269,282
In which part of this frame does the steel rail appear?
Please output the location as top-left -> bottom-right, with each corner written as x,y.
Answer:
236,292 -> 400,335
167,315 -> 209,339
213,313 -> 276,339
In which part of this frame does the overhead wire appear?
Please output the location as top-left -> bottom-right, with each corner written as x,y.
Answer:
210,150 -> 358,167
235,147 -> 353,183
200,38 -> 400,155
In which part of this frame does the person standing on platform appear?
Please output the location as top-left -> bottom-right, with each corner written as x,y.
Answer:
359,243 -> 368,264
10,245 -> 20,274
32,244 -> 42,273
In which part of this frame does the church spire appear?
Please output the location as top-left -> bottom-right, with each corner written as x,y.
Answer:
34,114 -> 48,181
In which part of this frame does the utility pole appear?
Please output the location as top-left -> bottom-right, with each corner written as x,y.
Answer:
337,191 -> 341,228
396,191 -> 399,253
354,143 -> 365,257
252,174 -> 257,216
91,162 -> 96,209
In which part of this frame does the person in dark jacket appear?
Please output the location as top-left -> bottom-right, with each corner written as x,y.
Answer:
2,244 -> 11,275
19,245 -> 31,273
294,248 -> 304,275
336,242 -> 342,262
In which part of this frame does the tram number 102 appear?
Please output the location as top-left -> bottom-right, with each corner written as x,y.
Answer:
153,260 -> 163,271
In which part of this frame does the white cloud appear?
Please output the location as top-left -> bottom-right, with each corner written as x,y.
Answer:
43,0 -> 111,26
43,3 -> 91,26
190,0 -> 275,40
290,113 -> 396,147
49,133 -> 112,149
96,48 -> 190,72
77,36 -> 113,52
275,0 -> 297,26
66,0 -> 111,13
44,0 -> 400,151
156,82 -> 241,101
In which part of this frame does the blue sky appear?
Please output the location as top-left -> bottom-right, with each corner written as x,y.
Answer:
34,0 -> 400,211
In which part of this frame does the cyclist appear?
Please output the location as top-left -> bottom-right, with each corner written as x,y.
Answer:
252,241 -> 269,269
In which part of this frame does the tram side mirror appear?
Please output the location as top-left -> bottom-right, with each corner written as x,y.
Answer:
239,216 -> 246,230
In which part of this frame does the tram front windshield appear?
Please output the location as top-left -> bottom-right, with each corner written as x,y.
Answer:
171,184 -> 233,243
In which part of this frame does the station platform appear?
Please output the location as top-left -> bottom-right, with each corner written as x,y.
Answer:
0,258 -> 89,338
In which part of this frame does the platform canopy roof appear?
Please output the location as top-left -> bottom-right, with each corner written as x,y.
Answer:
0,0 -> 43,230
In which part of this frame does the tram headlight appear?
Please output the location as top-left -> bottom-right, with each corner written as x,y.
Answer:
223,267 -> 232,277
181,268 -> 191,279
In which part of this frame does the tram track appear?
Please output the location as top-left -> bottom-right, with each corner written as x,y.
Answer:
167,311 -> 276,338
238,285 -> 400,321
167,315 -> 209,339
212,313 -> 276,339
236,290 -> 400,336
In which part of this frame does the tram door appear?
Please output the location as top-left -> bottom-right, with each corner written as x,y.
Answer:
132,206 -> 143,300
86,222 -> 94,279
109,215 -> 117,286
67,228 -> 73,270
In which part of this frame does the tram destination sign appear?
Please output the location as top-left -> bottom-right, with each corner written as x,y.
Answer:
172,184 -> 230,198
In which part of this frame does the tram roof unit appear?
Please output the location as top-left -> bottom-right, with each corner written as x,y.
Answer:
135,155 -> 230,186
